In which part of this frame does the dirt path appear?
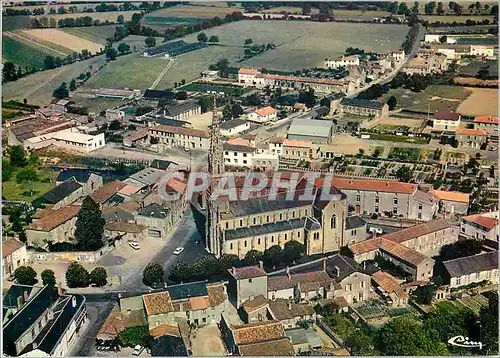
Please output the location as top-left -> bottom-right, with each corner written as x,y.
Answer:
5,31 -> 68,56
150,59 -> 174,89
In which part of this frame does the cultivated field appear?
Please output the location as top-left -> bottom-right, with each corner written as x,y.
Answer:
179,20 -> 408,71
20,29 -> 104,53
30,11 -> 137,23
458,59 -> 498,77
2,35 -> 55,68
146,4 -> 243,19
2,55 -> 106,105
382,85 -> 472,113
419,15 -> 494,23
4,30 -> 71,57
457,87 -> 498,116
61,26 -> 116,45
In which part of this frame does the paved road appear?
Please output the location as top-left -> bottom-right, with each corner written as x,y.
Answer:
114,206 -> 208,292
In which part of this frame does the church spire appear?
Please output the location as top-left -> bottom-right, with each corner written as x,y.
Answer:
208,94 -> 224,176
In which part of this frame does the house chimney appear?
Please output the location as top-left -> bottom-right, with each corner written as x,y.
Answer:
286,266 -> 291,279
322,258 -> 327,272
335,266 -> 340,277
72,296 -> 77,308
258,260 -> 264,271
287,301 -> 292,310
363,261 -> 366,271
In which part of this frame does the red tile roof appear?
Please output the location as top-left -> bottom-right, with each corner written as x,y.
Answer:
371,271 -> 409,299
239,68 -> 260,75
91,180 -> 126,204
28,205 -> 80,232
255,106 -> 276,116
380,219 -> 452,244
232,320 -> 285,345
474,116 -> 499,124
329,177 -> 417,194
433,190 -> 470,203
229,266 -> 267,279
463,213 -> 498,231
2,239 -> 25,258
455,128 -> 488,136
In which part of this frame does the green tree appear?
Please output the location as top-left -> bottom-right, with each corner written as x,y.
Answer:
244,38 -> 253,46
412,284 -> 436,304
118,326 -> 152,348
14,266 -> 37,285
197,32 -> 208,42
117,42 -> 130,55
16,166 -> 38,182
145,36 -> 156,47
143,262 -> 164,287
66,262 -> 90,288
377,316 -> 449,355
480,293 -> 498,355
218,254 -> 241,272
438,239 -> 482,261
53,82 -> 69,99
283,240 -> 305,264
244,249 -> 264,266
75,196 -> 105,250
69,78 -> 77,91
169,261 -> 192,283
41,269 -> 56,286
264,245 -> 283,269
105,47 -> 118,60
395,165 -> 412,182
9,145 -> 27,167
387,96 -> 397,110
44,55 -> 56,69
190,256 -> 219,280
476,65 -> 490,80
117,14 -> 124,24
297,88 -> 316,108
2,159 -> 13,181
90,267 -> 107,286
345,331 -> 375,355
208,35 -> 219,43
2,62 -> 18,82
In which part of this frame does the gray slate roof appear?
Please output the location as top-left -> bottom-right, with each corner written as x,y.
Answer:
164,101 -> 200,117
326,254 -> 366,282
225,218 -> 307,241
223,143 -> 256,153
138,203 -> 169,219
287,119 -> 333,138
341,98 -> 384,110
229,190 -> 314,217
34,178 -> 81,207
220,118 -> 248,130
443,251 -> 498,278
345,216 -> 366,230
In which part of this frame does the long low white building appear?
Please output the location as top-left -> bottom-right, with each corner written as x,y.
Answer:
22,127 -> 105,152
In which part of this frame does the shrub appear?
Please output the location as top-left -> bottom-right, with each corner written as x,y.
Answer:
14,266 -> 37,285
66,262 -> 90,288
90,267 -> 107,286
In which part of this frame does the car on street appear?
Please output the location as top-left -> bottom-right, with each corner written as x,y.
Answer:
129,242 -> 140,250
369,226 -> 384,235
132,345 -> 144,356
173,247 -> 184,255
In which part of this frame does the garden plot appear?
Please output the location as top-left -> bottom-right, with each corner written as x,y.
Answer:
457,87 -> 498,117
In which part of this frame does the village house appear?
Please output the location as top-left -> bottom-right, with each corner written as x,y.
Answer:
148,125 -> 210,150
33,178 -> 84,210
433,190 -> 470,215
460,211 -> 499,241
2,284 -> 87,357
219,316 -> 295,356
90,180 -> 127,207
389,49 -> 405,62
135,203 -> 178,239
123,129 -> 149,148
339,98 -> 389,118
344,215 -> 368,245
371,271 -> 409,307
267,300 -> 316,329
402,51 -> 448,75
105,108 -> 125,120
330,177 -> 438,221
473,116 -> 499,137
324,55 -> 360,69
228,265 -> 268,308
248,106 -> 277,123
282,139 -> 314,160
223,142 -> 279,170
56,169 -> 103,196
220,118 -> 250,137
454,128 -> 488,148
2,239 -> 28,277
433,111 -> 461,131
443,251 -> 499,289
50,99 -> 74,112
267,136 -> 285,156
25,205 -> 81,247
162,102 -> 201,121
104,222 -> 146,242
326,254 -> 371,304
240,294 -> 270,323
118,281 -> 228,329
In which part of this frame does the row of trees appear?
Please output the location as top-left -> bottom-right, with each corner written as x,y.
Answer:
197,32 -> 220,43
12,264 -> 107,288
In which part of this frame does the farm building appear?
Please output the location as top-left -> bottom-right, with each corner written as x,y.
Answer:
94,88 -> 141,100
433,111 -> 461,131
143,89 -> 175,100
339,98 -> 388,118
454,128 -> 488,148
324,55 -> 360,69
143,40 -> 208,58
248,106 -> 277,123
287,119 -> 333,143
162,102 -> 201,121
220,118 -> 250,137
443,251 -> 498,289
148,125 -> 210,150
474,116 -> 499,137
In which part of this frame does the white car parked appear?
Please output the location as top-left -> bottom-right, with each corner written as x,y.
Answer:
132,345 -> 144,356
129,242 -> 140,250
369,226 -> 384,235
173,247 -> 184,255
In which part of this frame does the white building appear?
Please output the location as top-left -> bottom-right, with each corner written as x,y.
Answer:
324,55 -> 360,69
223,142 -> 279,170
460,211 -> 499,241
220,118 -> 250,137
105,109 -> 125,120
248,106 -> 277,123
148,125 -> 210,150
433,111 -> 461,131
51,130 -> 105,153
470,45 -> 496,59
238,68 -> 261,85
2,239 -> 28,277
389,49 -> 405,62
444,251 -> 498,289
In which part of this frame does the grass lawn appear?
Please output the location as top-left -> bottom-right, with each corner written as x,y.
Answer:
70,96 -> 125,114
366,133 -> 430,144
388,147 -> 424,161
381,85 -> 472,113
61,26 -> 117,46
179,82 -> 252,96
373,124 -> 410,132
458,59 -> 498,77
2,170 -> 57,202
420,15 -> 494,23
2,35 -> 55,68
83,53 -> 171,90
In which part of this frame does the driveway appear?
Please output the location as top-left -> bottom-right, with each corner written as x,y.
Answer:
191,325 -> 227,356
